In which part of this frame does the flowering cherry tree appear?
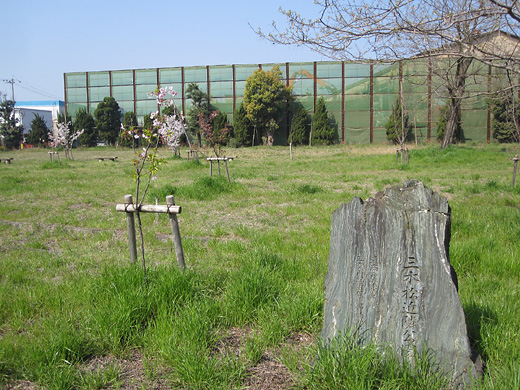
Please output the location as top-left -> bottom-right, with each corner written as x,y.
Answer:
121,86 -> 189,273
149,86 -> 191,155
198,110 -> 230,157
48,121 -> 84,160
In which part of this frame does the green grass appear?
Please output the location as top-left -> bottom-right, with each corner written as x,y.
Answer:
1,144 -> 520,389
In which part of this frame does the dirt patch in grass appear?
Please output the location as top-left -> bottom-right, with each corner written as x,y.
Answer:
2,330 -> 314,390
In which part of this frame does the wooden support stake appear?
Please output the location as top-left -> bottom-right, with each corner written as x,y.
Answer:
49,151 -> 61,165
513,154 -> 519,187
155,197 -> 159,224
225,159 -> 230,183
209,160 -> 213,177
124,195 -> 138,263
166,195 -> 186,270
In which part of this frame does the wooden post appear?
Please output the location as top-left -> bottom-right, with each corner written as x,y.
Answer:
124,195 -> 138,263
209,160 -> 213,177
414,117 -> 418,145
166,195 -> 186,270
155,197 -> 159,224
513,154 -> 519,187
224,159 -> 230,183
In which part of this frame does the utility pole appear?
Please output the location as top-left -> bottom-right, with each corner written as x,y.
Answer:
3,78 -> 18,102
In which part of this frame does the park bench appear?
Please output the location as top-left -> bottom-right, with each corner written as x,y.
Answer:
98,157 -> 118,161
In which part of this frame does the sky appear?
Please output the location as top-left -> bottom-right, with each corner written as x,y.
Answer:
0,0 -> 326,102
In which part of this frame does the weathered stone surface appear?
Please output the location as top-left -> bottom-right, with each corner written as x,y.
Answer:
321,180 -> 480,385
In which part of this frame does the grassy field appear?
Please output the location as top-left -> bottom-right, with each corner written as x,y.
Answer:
0,143 -> 519,389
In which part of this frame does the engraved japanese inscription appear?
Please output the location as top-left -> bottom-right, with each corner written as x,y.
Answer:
321,180 -> 481,386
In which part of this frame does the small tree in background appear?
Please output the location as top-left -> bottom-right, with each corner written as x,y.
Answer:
311,97 -> 335,145
199,110 -> 231,157
94,97 -> 121,145
488,72 -> 520,144
186,83 -> 212,146
26,113 -> 49,146
233,103 -> 252,147
75,108 -> 97,147
143,113 -> 153,131
385,98 -> 412,145
489,97 -> 517,143
290,104 -> 310,145
49,121 -> 84,160
0,100 -> 23,149
119,111 -> 139,148
213,111 -> 232,140
243,66 -> 293,146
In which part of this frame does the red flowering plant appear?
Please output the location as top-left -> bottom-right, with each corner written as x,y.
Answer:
198,110 -> 231,157
119,124 -> 141,152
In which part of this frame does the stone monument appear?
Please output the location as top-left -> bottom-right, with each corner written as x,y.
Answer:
321,180 -> 480,385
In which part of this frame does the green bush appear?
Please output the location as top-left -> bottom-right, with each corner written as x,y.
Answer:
290,105 -> 310,145
489,95 -> 519,143
386,98 -> 412,144
312,97 -> 335,145
233,103 -> 253,147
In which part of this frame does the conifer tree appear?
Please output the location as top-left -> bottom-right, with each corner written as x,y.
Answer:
26,113 -> 49,145
386,98 -> 411,144
233,103 -> 252,147
94,97 -> 121,145
311,97 -> 334,145
290,105 -> 310,145
75,108 -> 97,147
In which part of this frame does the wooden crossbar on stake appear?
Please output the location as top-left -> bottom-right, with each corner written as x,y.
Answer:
116,194 -> 185,269
115,203 -> 181,214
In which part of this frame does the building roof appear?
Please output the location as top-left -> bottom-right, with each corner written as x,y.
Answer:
15,100 -> 64,108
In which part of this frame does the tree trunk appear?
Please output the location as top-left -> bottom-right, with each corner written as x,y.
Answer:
441,97 -> 462,149
441,57 -> 472,149
266,131 -> 274,146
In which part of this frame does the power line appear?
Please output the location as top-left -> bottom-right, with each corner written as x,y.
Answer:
1,77 -> 62,101
17,81 -> 61,100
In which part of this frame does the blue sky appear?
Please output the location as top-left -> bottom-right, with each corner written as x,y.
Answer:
0,0 -> 325,102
